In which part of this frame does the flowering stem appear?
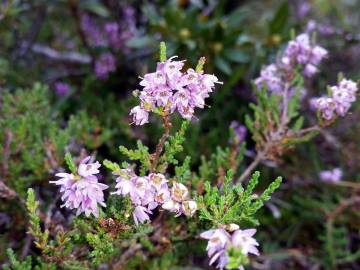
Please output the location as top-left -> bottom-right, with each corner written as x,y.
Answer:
150,115 -> 172,172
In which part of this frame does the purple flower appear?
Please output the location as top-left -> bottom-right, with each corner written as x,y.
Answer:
50,156 -> 108,218
95,53 -> 116,80
313,78 -> 358,120
256,33 -> 327,95
320,168 -> 342,183
54,82 -> 70,96
112,171 -> 197,224
230,121 -> 247,144
314,97 -> 336,120
81,14 -> 107,47
281,33 -> 327,77
231,229 -> 259,256
130,56 -> 222,125
200,226 -> 260,270
133,205 -> 151,226
130,106 -> 149,125
255,64 -> 283,93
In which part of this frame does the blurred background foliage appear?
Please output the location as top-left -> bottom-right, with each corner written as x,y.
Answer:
1,0 -> 360,269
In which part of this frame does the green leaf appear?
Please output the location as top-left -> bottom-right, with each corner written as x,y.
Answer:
64,152 -> 77,175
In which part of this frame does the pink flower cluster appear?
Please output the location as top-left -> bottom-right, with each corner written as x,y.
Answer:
130,56 -> 221,125
314,78 -> 358,120
50,157 -> 108,218
112,170 -> 197,225
200,225 -> 259,270
319,168 -> 342,183
281,33 -> 328,77
255,33 -> 327,93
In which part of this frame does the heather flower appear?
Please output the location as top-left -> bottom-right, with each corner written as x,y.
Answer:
313,78 -> 358,120
320,168 -> 342,183
130,55 -> 221,124
81,14 -> 107,47
200,226 -> 259,270
181,200 -> 198,217
95,53 -> 116,80
112,170 -> 196,224
54,82 -> 70,96
281,33 -> 327,77
130,106 -> 149,125
230,121 -> 247,144
111,169 -> 136,196
231,229 -> 259,256
256,33 -> 327,94
171,182 -> 189,202
149,173 -> 168,190
50,156 -> 108,218
133,205 -> 151,226
314,97 -> 336,120
255,64 -> 283,93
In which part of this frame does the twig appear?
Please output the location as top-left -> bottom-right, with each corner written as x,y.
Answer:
238,151 -> 265,183
30,43 -> 91,64
0,180 -> 26,208
150,115 -> 172,172
295,125 -> 321,136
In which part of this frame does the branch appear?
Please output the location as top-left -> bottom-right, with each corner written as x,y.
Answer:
30,43 -> 91,64
150,115 -> 172,172
238,151 -> 265,183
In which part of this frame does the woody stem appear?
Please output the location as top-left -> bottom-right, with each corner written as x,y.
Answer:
151,115 -> 172,172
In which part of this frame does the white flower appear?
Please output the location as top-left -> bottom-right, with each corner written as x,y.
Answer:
181,200 -> 197,217
171,182 -> 189,202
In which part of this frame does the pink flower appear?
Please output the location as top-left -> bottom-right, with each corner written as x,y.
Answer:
320,168 -> 342,183
130,106 -> 149,125
51,156 -> 108,218
133,205 -> 151,226
231,229 -> 259,256
200,226 -> 260,270
130,55 -> 221,124
313,78 -> 358,120
78,156 -> 101,177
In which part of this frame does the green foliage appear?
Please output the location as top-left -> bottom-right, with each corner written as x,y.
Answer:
119,140 -> 151,175
26,188 -> 49,251
226,247 -> 249,270
86,232 -> 115,267
158,121 -> 189,170
64,153 -> 77,175
159,41 -> 167,62
3,249 -> 32,270
198,171 -> 282,226
0,83 -> 107,197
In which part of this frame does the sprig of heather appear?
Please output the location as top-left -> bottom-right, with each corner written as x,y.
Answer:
111,170 -> 197,225
255,33 -> 327,94
313,78 -> 358,122
130,43 -> 222,125
50,155 -> 108,218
